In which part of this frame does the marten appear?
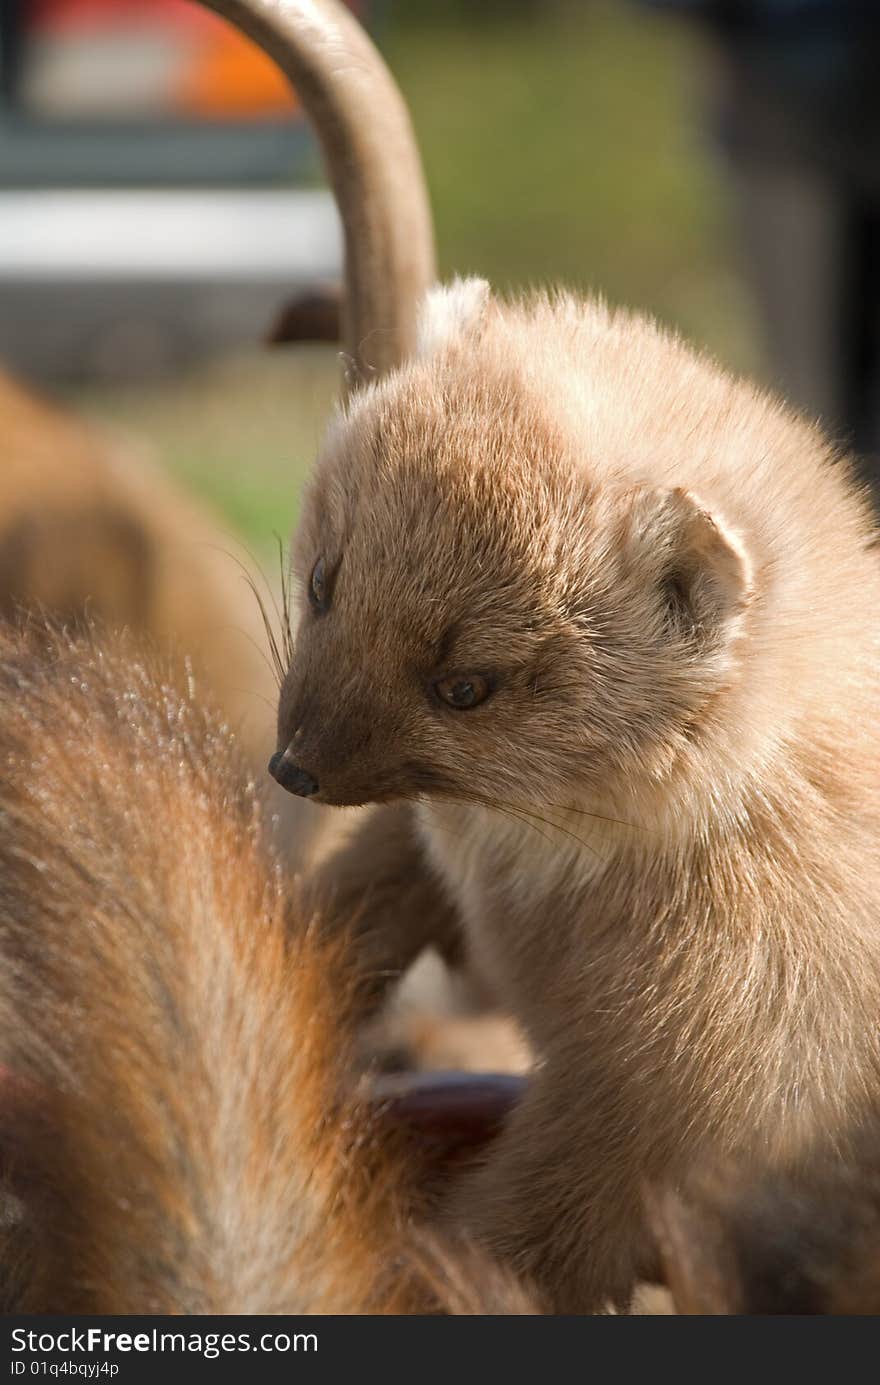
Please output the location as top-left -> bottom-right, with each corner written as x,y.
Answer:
0,621 -> 536,1315
271,278 -> 880,1312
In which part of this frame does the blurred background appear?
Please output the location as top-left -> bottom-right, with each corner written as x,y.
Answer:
2,0 -> 877,551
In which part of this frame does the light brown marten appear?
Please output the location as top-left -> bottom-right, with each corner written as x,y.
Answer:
272,279 -> 880,1312
0,624 -> 536,1315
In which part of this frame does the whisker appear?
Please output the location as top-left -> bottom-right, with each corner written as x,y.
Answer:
464,794 -> 558,851
273,532 -> 296,668
538,801 -> 649,833
411,814 -> 469,848
195,538 -> 291,688
240,576 -> 286,688
410,794 -> 546,850
511,805 -> 603,859
230,607 -> 285,690
199,538 -> 288,635
468,793 -> 604,860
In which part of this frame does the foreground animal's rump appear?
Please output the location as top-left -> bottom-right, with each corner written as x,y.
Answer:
0,626 -> 535,1315
277,282 -> 880,1311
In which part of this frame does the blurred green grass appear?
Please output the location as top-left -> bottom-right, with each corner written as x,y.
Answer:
384,0 -> 757,360
68,0 -> 761,550
68,347 -> 339,549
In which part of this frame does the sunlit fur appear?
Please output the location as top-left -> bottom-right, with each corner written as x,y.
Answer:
278,282 -> 880,1310
0,625 -> 535,1315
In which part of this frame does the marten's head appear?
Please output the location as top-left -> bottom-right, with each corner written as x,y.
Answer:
273,280 -> 752,812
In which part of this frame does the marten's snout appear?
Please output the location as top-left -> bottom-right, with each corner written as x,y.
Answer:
268,751 -> 319,798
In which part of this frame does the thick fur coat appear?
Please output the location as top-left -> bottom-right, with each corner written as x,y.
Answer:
276,281 -> 880,1310
0,626 -> 533,1314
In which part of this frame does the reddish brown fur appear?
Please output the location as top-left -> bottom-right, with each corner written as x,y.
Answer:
276,282 -> 880,1311
0,624 -> 535,1314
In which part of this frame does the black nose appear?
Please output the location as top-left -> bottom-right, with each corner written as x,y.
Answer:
268,752 -> 319,798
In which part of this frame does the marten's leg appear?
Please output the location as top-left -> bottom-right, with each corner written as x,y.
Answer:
299,803 -> 463,1011
447,1069 -> 650,1314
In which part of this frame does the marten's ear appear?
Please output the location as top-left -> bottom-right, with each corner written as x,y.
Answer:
624,487 -> 752,641
416,277 -> 490,358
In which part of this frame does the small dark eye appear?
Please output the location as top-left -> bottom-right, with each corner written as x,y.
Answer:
309,556 -> 329,611
434,674 -> 492,710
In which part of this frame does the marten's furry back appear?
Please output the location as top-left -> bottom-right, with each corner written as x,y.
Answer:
0,625 -> 533,1314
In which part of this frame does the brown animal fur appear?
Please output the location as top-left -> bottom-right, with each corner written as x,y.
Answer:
274,280 -> 880,1311
0,623 -> 536,1315
649,1116 -> 880,1314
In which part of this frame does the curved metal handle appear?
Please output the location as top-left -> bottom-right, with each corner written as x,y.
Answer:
200,0 -> 436,387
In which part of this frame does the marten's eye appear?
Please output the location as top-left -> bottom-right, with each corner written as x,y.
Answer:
309,556 -> 330,612
434,674 -> 492,710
